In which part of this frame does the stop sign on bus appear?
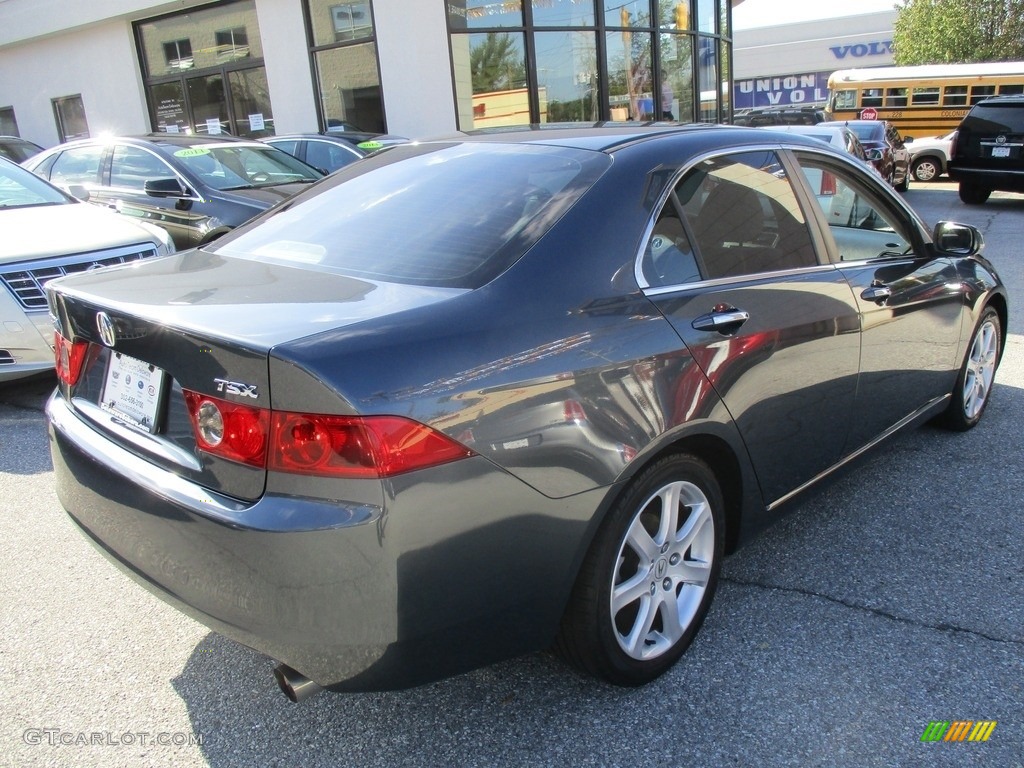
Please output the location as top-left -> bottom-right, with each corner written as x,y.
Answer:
861,107 -> 878,120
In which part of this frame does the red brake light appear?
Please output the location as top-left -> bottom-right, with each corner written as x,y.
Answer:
182,391 -> 472,477
54,333 -> 88,386
820,171 -> 837,196
269,413 -> 473,478
563,399 -> 587,423
182,390 -> 269,467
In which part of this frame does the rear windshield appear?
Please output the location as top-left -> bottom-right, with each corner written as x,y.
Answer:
965,103 -> 1024,133
210,142 -> 609,289
847,123 -> 882,142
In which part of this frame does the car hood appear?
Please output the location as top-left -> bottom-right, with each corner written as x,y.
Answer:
0,203 -> 160,265
47,248 -> 466,349
212,182 -> 317,209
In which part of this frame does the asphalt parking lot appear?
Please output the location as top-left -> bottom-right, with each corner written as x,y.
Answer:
1,180 -> 1021,768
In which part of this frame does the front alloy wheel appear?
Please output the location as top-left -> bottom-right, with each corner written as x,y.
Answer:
556,454 -> 723,686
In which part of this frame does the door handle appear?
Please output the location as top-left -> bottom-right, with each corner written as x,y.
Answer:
861,284 -> 892,303
692,307 -> 750,334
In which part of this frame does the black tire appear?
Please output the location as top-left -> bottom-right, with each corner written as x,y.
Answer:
959,183 -> 991,205
556,454 -> 724,686
911,156 -> 941,183
894,166 -> 910,192
939,307 -> 1001,431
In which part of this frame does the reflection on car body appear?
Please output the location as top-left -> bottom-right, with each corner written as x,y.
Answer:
44,124 -> 1006,700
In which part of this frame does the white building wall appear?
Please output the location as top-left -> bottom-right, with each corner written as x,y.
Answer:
734,11 -> 896,79
374,0 -> 457,137
253,0 -> 319,134
0,19 -> 150,147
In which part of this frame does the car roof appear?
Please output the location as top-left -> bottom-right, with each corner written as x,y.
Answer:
426,122 -> 776,153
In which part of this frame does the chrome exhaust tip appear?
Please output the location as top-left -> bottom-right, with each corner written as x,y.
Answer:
273,664 -> 323,703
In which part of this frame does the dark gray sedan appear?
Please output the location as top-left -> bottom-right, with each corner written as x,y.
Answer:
45,124 -> 1006,700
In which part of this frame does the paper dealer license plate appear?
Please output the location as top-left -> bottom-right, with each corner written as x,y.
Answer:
101,352 -> 165,432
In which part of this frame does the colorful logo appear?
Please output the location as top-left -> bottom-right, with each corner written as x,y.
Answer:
920,721 -> 997,742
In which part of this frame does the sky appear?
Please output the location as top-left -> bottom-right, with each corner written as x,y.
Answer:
732,0 -> 898,30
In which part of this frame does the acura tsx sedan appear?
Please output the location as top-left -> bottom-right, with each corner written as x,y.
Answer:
45,123 -> 1006,700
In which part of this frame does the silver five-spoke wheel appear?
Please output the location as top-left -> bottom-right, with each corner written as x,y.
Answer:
611,479 -> 714,660
962,316 -> 998,420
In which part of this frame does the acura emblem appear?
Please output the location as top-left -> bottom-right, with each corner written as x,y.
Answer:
96,312 -> 116,347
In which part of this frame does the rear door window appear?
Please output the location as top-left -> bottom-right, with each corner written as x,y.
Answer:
642,150 -> 819,287
48,145 -> 105,186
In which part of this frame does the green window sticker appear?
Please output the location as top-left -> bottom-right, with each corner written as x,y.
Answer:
173,147 -> 212,157
357,141 -> 383,150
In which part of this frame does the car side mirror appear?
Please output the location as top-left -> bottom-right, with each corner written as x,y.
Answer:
934,221 -> 984,256
904,136 -> 914,144
865,148 -> 883,161
144,177 -> 188,198
65,184 -> 90,202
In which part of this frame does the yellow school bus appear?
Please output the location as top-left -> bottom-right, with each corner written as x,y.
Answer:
827,62 -> 1024,138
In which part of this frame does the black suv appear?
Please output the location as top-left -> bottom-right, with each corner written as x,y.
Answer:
732,105 -> 829,127
948,95 -> 1024,204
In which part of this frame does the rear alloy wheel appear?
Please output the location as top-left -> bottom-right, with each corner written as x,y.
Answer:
557,454 -> 723,686
959,182 -> 991,205
940,307 -> 1001,431
911,156 -> 941,182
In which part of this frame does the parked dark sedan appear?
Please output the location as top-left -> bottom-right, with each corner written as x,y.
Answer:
24,135 -> 323,248
0,135 -> 44,163
822,119 -> 911,191
45,124 -> 1006,701
263,133 -> 366,174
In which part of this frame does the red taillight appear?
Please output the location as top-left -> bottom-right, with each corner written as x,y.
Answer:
563,399 -> 587,423
270,413 -> 473,478
182,391 -> 472,477
182,390 -> 269,468
54,333 -> 88,386
820,171 -> 837,196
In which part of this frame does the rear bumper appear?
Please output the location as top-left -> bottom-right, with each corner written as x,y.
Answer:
948,165 -> 1024,191
47,393 -> 601,691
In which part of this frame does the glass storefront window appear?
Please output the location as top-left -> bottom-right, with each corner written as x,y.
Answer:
659,33 -> 692,120
308,0 -> 375,46
697,36 -> 717,122
605,0 -> 652,29
535,31 -> 598,122
697,0 -> 714,32
138,2 -> 263,77
605,30 -> 653,121
228,68 -> 274,138
449,0 -> 730,127
187,74 -> 229,135
533,0 -> 595,27
451,0 -> 524,29
315,43 -> 385,133
150,82 -> 189,134
453,32 -> 528,129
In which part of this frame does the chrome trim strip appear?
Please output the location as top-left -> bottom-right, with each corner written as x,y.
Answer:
766,394 -> 951,513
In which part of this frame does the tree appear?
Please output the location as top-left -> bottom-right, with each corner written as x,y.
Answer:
893,0 -> 1024,64
471,33 -> 526,94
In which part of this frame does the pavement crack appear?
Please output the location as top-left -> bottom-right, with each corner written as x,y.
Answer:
722,575 -> 1024,648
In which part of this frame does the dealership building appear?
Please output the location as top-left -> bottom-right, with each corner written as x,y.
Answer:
0,1 -> 898,149
732,10 -> 896,111
0,0 -> 747,147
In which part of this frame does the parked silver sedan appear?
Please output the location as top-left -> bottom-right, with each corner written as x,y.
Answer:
0,157 -> 173,383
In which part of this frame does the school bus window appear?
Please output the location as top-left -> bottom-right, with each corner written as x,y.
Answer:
999,84 -> 1024,95
862,88 -> 883,108
911,86 -> 939,105
884,87 -> 908,107
943,86 -> 968,106
834,89 -> 857,110
970,85 -> 996,104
